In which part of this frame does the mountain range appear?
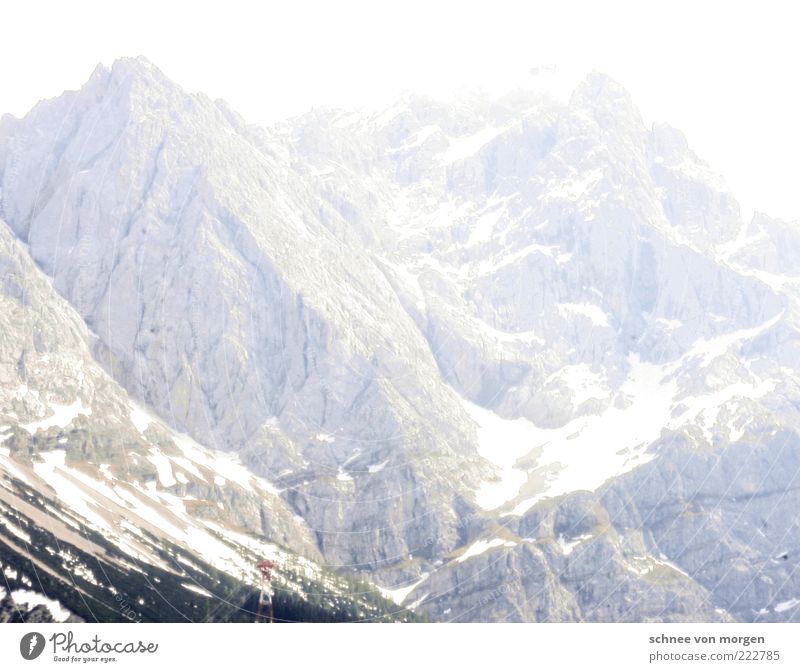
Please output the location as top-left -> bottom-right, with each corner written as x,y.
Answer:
1,57 -> 799,622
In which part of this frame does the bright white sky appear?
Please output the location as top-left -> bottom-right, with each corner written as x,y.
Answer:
1,0 -> 798,221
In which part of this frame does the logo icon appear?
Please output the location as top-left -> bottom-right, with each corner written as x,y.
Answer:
20,632 -> 45,660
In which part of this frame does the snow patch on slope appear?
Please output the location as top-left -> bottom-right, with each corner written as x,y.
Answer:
457,537 -> 517,563
377,573 -> 430,605
463,354 -> 678,515
440,124 -> 513,164
508,355 -> 675,515
10,589 -> 72,621
21,399 -> 92,434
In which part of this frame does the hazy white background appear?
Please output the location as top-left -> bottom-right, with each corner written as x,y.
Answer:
1,0 -> 797,221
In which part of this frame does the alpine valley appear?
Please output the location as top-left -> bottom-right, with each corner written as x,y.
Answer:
1,57 -> 799,622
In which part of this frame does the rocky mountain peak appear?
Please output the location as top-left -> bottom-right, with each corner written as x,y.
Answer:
569,71 -> 643,130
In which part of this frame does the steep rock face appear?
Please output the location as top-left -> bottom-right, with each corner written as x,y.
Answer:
278,74 -> 784,433
729,213 -> 800,277
271,72 -> 800,619
0,212 -> 422,622
2,58 -> 800,621
0,58 -> 489,571
0,214 -> 320,576
410,427 -> 800,622
648,121 -> 743,252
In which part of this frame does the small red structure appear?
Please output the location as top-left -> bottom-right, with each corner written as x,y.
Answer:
257,559 -> 277,581
256,559 -> 278,623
